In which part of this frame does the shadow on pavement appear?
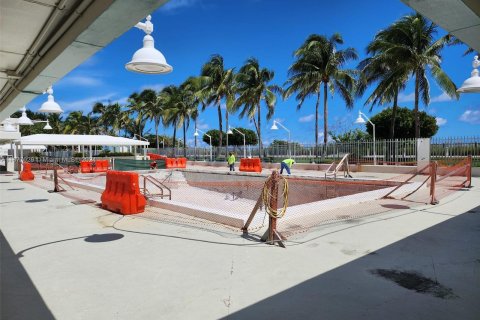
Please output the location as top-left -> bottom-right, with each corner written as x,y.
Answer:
1,231 -> 55,320
225,207 -> 480,320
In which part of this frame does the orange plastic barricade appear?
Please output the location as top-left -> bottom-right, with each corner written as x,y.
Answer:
80,161 -> 93,173
101,171 -> 146,215
147,153 -> 167,160
164,157 -> 187,169
20,162 -> 34,181
177,158 -> 187,168
93,160 -> 110,172
239,158 -> 262,173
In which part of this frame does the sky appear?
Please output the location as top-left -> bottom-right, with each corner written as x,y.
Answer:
27,0 -> 480,146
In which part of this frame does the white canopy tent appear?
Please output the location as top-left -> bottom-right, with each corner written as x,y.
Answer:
16,134 -> 149,146
14,134 -> 150,161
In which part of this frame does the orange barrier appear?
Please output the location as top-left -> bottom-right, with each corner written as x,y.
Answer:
80,161 -> 93,173
20,162 -> 34,181
147,153 -> 167,160
93,160 -> 110,172
101,171 -> 146,215
165,157 -> 187,169
239,158 -> 262,173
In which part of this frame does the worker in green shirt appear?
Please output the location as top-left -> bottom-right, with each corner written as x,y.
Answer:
280,158 -> 295,175
227,152 -> 236,171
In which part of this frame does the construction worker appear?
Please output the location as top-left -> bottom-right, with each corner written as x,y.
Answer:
280,158 -> 295,175
227,152 -> 236,171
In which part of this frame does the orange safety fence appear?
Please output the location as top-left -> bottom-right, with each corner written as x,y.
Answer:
101,171 -> 146,215
239,158 -> 262,173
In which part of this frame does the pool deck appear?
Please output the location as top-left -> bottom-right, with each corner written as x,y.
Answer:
1,169 -> 479,319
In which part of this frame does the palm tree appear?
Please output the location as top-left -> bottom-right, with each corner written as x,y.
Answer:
199,54 -> 235,154
92,102 -> 123,135
161,85 -> 184,156
63,111 -> 85,134
181,76 -> 206,157
374,14 -> 458,138
284,33 -> 358,157
358,36 -> 409,139
144,91 -> 165,153
128,90 -> 156,137
234,58 -> 281,158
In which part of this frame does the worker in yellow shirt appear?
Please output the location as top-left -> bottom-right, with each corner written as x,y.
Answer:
227,152 -> 236,171
280,158 -> 295,175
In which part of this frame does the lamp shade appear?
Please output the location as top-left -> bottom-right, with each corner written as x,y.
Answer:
270,122 -> 278,130
227,128 -> 233,134
126,35 -> 172,74
38,86 -> 63,113
194,130 -> 199,137
44,122 -> 52,130
457,56 -> 480,93
17,107 -> 33,125
354,114 -> 366,124
457,70 -> 480,93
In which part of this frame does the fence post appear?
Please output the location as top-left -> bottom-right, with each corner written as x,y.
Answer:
430,161 -> 438,205
268,170 -> 279,244
466,155 -> 472,188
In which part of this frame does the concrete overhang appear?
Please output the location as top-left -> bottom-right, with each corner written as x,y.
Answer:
0,0 -> 169,122
401,0 -> 480,52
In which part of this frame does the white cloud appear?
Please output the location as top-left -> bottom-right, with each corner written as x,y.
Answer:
398,92 -> 415,103
435,117 -> 447,126
160,0 -> 199,12
112,96 -> 129,105
57,75 -> 103,87
459,110 -> 480,124
196,119 -> 209,130
298,114 -> 315,123
140,84 -> 165,92
60,93 -> 117,111
431,92 -> 453,103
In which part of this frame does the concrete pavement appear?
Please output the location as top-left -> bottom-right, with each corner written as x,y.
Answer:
1,173 -> 479,319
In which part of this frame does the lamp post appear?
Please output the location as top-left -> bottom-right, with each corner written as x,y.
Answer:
133,134 -> 149,157
270,120 -> 291,157
354,111 -> 376,165
457,55 -> 480,93
125,15 -> 172,74
194,128 -> 212,161
227,126 -> 246,158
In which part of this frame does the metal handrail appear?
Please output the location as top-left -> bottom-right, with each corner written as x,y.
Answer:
141,175 -> 172,200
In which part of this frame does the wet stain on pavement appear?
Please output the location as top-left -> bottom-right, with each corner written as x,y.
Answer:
370,269 -> 458,299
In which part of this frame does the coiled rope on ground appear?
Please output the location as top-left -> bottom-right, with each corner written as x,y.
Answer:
262,173 -> 289,219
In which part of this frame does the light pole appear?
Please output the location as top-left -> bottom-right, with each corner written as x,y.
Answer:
194,129 -> 212,161
227,126 -> 246,158
271,120 -> 291,157
354,111 -> 376,165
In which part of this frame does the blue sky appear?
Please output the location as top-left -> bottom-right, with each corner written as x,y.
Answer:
27,0 -> 479,145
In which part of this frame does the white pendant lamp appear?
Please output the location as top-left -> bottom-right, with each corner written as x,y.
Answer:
43,121 -> 52,130
457,56 -> 480,93
125,15 -> 172,74
17,106 -> 33,125
1,118 -> 17,132
39,86 -> 63,113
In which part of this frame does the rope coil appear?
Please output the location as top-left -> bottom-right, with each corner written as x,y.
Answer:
262,173 -> 288,219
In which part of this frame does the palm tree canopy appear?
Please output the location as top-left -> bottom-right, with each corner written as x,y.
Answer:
234,57 -> 282,120
284,33 -> 358,110
368,13 -> 458,105
199,54 -> 236,110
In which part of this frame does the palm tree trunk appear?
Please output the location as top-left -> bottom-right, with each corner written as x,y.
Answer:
172,120 -> 177,157
323,83 -> 328,160
225,110 -> 229,156
315,90 -> 320,158
194,120 -> 197,160
155,119 -> 160,154
390,90 -> 398,139
183,119 -> 187,158
217,98 -> 223,153
414,71 -> 420,138
257,102 -> 262,160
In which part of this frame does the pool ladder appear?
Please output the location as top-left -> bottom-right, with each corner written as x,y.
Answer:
140,175 -> 172,200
